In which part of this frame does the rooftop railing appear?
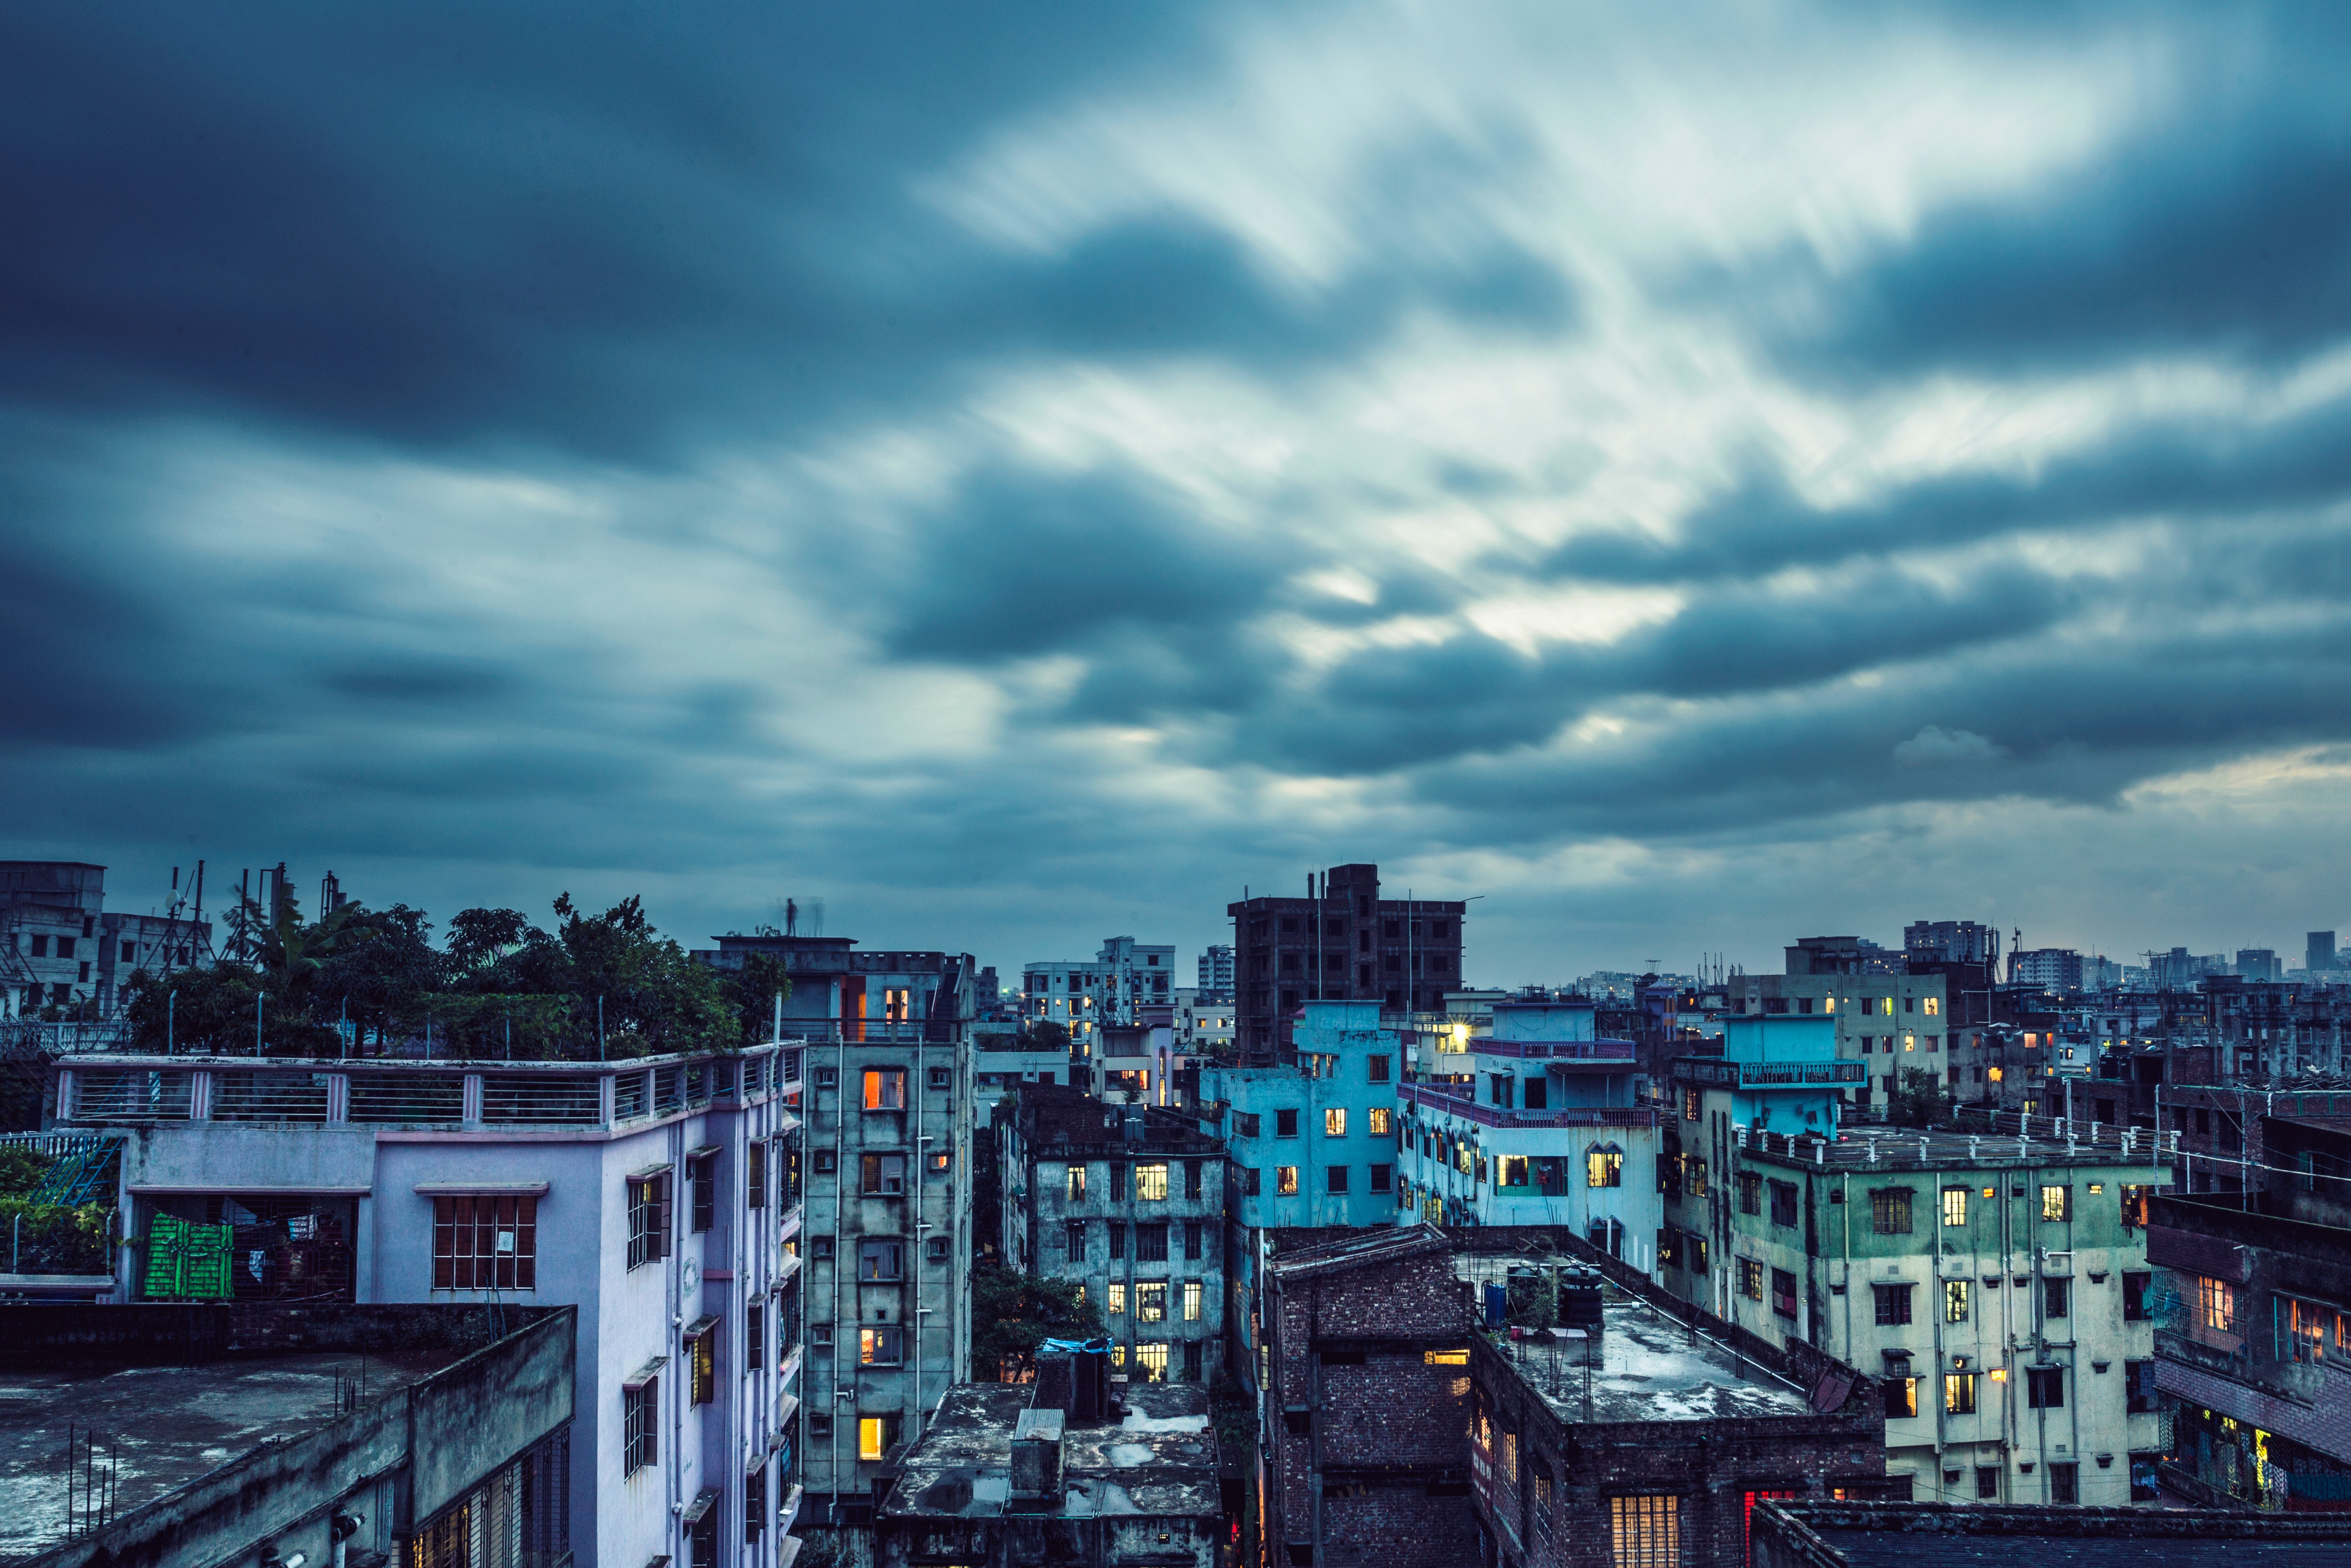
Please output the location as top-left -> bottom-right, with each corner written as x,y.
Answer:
1398,1081 -> 1657,1130
1676,1057 -> 1866,1087
52,1041 -> 798,1132
1472,1038 -> 1637,1063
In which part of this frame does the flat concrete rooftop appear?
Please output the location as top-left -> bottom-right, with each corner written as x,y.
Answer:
1456,1256 -> 1811,1425
885,1382 -> 1219,1522
0,1347 -> 452,1561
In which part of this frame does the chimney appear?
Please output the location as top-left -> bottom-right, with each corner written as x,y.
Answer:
1010,1407 -> 1065,1502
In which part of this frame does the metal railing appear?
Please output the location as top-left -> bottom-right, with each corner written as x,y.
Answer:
480,1075 -> 602,1127
347,1073 -> 465,1124
209,1070 -> 332,1124
1397,1082 -> 1657,1130
67,1070 -> 195,1122
1677,1057 -> 1865,1087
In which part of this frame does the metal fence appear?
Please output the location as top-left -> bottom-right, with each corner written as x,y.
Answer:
346,1073 -> 466,1125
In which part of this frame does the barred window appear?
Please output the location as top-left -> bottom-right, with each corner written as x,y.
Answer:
627,1172 -> 672,1271
1610,1494 -> 1680,1568
433,1195 -> 537,1290
1870,1188 -> 1912,1235
1136,1223 -> 1170,1262
624,1374 -> 659,1473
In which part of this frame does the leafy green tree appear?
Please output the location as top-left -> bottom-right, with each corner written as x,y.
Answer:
1023,1019 -> 1071,1051
1888,1065 -> 1952,1129
973,1264 -> 1105,1382
721,952 -> 795,1047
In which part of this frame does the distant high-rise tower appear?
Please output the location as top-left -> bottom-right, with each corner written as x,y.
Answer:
1197,944 -> 1234,995
2310,932 -> 2338,973
1228,864 -> 1466,1064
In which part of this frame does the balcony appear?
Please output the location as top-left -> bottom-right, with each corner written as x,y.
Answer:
1471,1038 -> 1637,1063
1398,1081 -> 1657,1130
53,1044 -> 794,1133
1676,1057 -> 1864,1088
764,1020 -> 964,1045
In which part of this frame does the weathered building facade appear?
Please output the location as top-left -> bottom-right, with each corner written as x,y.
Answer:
998,1085 -> 1227,1383
1228,863 -> 1466,1064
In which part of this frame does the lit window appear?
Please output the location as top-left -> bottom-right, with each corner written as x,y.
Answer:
1183,1281 -> 1202,1321
1067,1165 -> 1087,1202
1325,1108 -> 1347,1137
1924,997 -> 1941,1017
1276,1167 -> 1299,1196
859,1325 -> 903,1366
858,1417 -> 890,1462
1610,1495 -> 1678,1568
862,1069 -> 906,1110
2040,1185 -> 2069,1221
1946,1280 -> 1970,1323
1945,1373 -> 1976,1414
1134,1163 -> 1168,1201
1941,1187 -> 1968,1227
1133,1340 -> 1169,1382
1369,1107 -> 1391,1137
1137,1283 -> 1168,1323
1108,1283 -> 1127,1315
1586,1145 -> 1623,1188
2196,1276 -> 2236,1333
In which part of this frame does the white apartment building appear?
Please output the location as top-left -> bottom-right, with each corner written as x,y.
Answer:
1021,936 -> 1178,1045
1197,945 -> 1234,993
54,1041 -> 807,1568
1171,988 -> 1235,1058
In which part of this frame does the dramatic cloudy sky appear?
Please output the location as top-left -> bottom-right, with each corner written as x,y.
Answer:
8,1 -> 2351,982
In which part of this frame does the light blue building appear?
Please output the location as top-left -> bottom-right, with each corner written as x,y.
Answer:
1394,997 -> 1660,1261
1198,1001 -> 1407,1396
1678,1014 -> 1857,1136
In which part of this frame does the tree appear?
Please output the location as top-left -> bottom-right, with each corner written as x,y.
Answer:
1888,1065 -> 1952,1129
973,1265 -> 1104,1382
720,952 -> 794,1047
1023,1019 -> 1071,1052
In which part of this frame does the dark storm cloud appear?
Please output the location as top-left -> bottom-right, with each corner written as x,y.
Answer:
8,0 -> 2351,978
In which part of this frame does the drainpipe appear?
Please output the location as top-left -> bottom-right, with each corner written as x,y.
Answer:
829,1018 -> 848,1521
913,1014 -> 925,1444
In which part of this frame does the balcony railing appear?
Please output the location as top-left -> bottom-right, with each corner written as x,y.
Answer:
1471,1038 -> 1637,1063
1397,1082 -> 1656,1130
52,1043 -> 797,1132
762,1020 -> 966,1045
1676,1057 -> 1865,1087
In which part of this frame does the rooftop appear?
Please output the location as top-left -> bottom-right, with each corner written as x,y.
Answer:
883,1382 -> 1219,1522
1761,1499 -> 2351,1567
1458,1260 -> 1814,1426
1742,1127 -> 2172,1173
1012,1085 -> 1222,1154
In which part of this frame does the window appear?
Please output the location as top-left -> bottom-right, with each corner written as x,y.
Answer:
1237,1113 -> 1261,1138
858,1416 -> 897,1462
927,1150 -> 951,1178
1609,1494 -> 1679,1568
2026,1367 -> 2063,1408
1110,1162 -> 1129,1202
745,1464 -> 766,1545
1369,1164 -> 1391,1194
746,1141 -> 767,1210
1066,1164 -> 1087,1202
1368,1054 -> 1391,1083
2283,1296 -> 2335,1364
1185,1340 -> 1205,1380
747,1303 -> 765,1370
863,1069 -> 906,1110
1138,1283 -> 1168,1323
1499,1156 -> 1530,1189
1944,1373 -> 1976,1414
1185,1159 -> 1204,1200
432,1195 -> 538,1290
1242,1167 -> 1261,1196
1873,1284 -> 1913,1326
1277,1166 -> 1299,1196
1324,1108 -> 1347,1137
1368,1107 -> 1391,1137
860,1325 -> 904,1366
689,1320 -> 716,1404
2044,1277 -> 2069,1319
627,1171 -> 673,1270
2123,1271 -> 2150,1322
690,1153 -> 717,1233
2039,1184 -> 2069,1221
1871,1188 -> 1912,1234
1740,1258 -> 1764,1301
1883,1377 -> 1916,1419
1184,1220 -> 1203,1260
1065,1220 -> 1086,1258
928,1065 -> 952,1092
2127,1359 -> 2157,1413
1945,1280 -> 1970,1323
1109,1222 -> 1126,1260
815,1066 -> 838,1089
1134,1340 -> 1170,1382
813,1149 -> 838,1175
1769,1180 -> 1798,1228
1136,1223 -> 1169,1262
2195,1276 -> 2236,1334
1738,1171 -> 1762,1215
2048,1462 -> 2077,1504
926,1235 -> 949,1263
1183,1281 -> 1203,1321
624,1375 -> 659,1473
1941,1187 -> 1968,1227
1772,1268 -> 1798,1320
859,1239 -> 903,1281
860,1153 -> 907,1195
811,1236 -> 834,1261
1587,1146 -> 1623,1188
1276,1109 -> 1299,1138
1325,1165 -> 1350,1195
1924,997 -> 1941,1016
1108,1283 -> 1127,1315
1975,1466 -> 1999,1499
1135,1163 -> 1169,1201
